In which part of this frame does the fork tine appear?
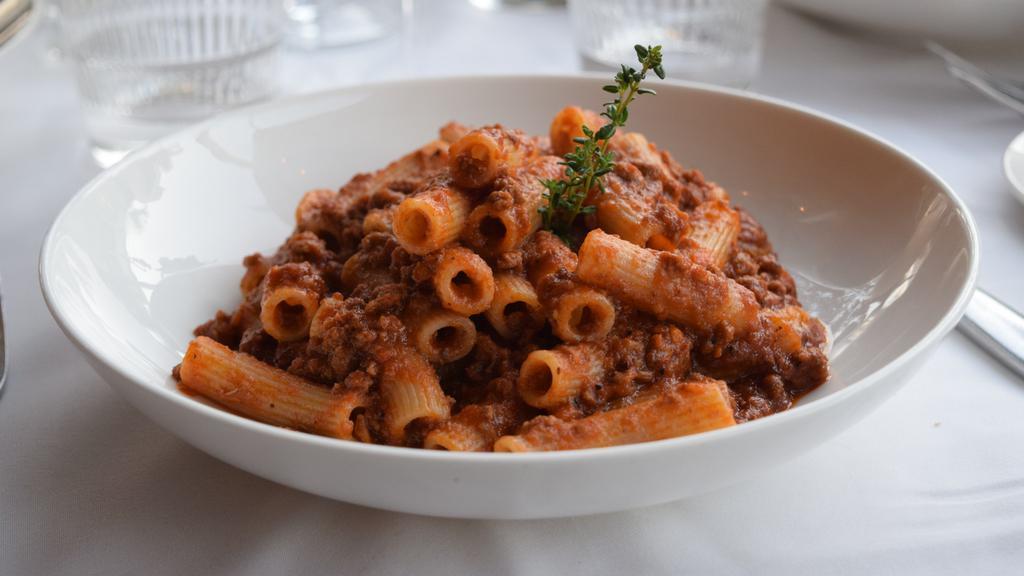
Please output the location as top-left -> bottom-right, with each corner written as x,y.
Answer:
947,67 -> 1024,116
944,61 -> 1024,103
926,42 -> 991,78
927,41 -> 1024,116
927,42 -> 1024,101
0,274 -> 6,394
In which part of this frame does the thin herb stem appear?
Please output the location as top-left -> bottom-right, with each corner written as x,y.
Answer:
539,45 -> 665,245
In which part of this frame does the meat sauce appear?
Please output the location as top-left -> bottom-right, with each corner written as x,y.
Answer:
181,121 -> 829,447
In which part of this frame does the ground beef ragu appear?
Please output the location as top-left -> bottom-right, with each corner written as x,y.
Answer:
181,113 -> 829,449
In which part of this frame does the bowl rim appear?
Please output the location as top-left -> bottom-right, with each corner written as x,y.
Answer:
39,73 -> 980,463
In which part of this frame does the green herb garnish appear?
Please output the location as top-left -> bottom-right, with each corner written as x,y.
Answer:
539,44 -> 665,245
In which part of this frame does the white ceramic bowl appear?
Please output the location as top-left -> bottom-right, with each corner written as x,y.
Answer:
40,76 -> 978,519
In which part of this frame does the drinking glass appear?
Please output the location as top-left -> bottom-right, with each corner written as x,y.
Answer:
468,0 -> 565,10
58,0 -> 285,162
284,0 -> 403,49
568,0 -> 768,86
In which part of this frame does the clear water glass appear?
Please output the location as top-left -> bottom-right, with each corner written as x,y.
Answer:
58,0 -> 284,159
568,0 -> 768,86
468,0 -> 566,10
284,0 -> 403,49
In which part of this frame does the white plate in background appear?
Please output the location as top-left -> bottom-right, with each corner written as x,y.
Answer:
779,0 -> 1024,44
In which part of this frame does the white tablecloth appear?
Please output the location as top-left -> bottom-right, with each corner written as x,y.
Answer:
2,2 -> 1023,574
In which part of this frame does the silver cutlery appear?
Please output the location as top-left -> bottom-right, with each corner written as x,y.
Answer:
0,275 -> 6,394
960,289 -> 1024,381
927,41 -> 1024,116
0,0 -> 32,50
925,44 -> 1024,379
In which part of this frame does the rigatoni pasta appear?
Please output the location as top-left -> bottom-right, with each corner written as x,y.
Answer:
518,344 -> 605,408
549,105 -> 603,157
433,246 -> 496,315
486,273 -> 543,340
404,299 -> 478,363
178,107 -> 829,452
577,229 -> 760,335
449,126 -> 536,189
525,230 -> 578,286
295,188 -> 350,251
393,182 -> 472,255
461,156 -> 561,256
379,348 -> 451,443
686,200 -> 740,268
495,378 -> 736,452
549,286 -> 615,343
180,337 -> 366,439
423,401 -> 522,452
259,262 -> 325,342
594,192 -> 656,247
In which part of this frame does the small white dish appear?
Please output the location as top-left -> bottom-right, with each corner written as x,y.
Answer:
1004,131 -> 1024,207
39,76 -> 978,519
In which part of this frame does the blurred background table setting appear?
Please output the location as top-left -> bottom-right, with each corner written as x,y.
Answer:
2,0 -> 1023,573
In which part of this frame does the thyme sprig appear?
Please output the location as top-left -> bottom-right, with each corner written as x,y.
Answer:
539,44 -> 665,245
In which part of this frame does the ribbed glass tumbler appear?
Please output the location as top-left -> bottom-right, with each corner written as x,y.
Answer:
568,0 -> 767,86
59,0 -> 284,158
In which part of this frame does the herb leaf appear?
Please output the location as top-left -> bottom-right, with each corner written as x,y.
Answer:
540,45 -> 664,245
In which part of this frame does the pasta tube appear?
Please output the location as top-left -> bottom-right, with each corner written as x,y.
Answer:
687,200 -> 740,268
606,132 -> 675,184
423,401 -> 523,451
524,230 -> 578,286
549,105 -> 603,157
295,188 -> 348,250
362,206 -> 396,235
309,293 -> 344,341
763,305 -> 822,355
359,139 -> 450,197
379,349 -> 451,444
595,192 -> 655,247
449,126 -> 535,189
550,286 -> 616,343
594,185 -> 687,251
577,229 -> 759,335
462,156 -> 561,255
517,343 -> 604,408
463,205 -> 520,257
180,337 -> 366,439
393,183 -> 473,255
433,246 -> 496,315
485,273 -> 543,340
423,420 -> 492,452
495,378 -> 736,451
239,254 -> 270,297
259,263 -> 325,342
405,301 -> 478,363
439,121 -> 471,144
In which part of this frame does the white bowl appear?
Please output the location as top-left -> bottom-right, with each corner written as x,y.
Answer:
40,76 -> 978,519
